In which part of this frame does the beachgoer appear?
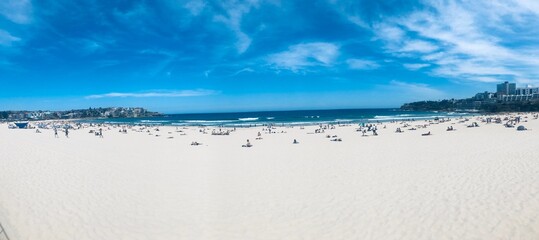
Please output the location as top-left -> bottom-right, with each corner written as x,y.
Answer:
243,139 -> 252,147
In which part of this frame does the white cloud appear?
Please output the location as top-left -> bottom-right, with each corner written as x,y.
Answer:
403,63 -> 430,71
232,67 -> 255,75
389,80 -> 444,98
401,40 -> 438,53
372,24 -> 438,56
328,0 -> 369,28
373,23 -> 405,43
86,89 -> 217,99
347,0 -> 539,84
214,1 -> 261,54
184,0 -> 206,16
514,77 -> 538,86
0,29 -> 20,46
267,42 -> 339,71
0,0 -> 32,24
347,59 -> 380,70
514,0 -> 539,15
433,62 -> 518,77
234,31 -> 251,54
469,76 -> 502,83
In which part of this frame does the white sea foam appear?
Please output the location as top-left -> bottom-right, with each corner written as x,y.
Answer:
373,115 -> 396,119
238,117 -> 259,121
334,119 -> 354,122
139,120 -> 170,123
182,120 -> 236,124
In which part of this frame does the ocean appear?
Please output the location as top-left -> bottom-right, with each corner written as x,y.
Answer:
81,108 -> 473,127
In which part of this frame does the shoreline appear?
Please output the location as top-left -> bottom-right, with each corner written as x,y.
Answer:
6,107 -> 535,128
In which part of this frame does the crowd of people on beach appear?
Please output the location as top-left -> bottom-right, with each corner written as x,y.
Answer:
3,113 -> 535,148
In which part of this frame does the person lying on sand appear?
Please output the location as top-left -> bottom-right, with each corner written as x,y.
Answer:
421,131 -> 431,136
467,122 -> 479,128
242,139 -> 253,147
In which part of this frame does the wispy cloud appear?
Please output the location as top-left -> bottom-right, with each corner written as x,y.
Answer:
401,40 -> 438,53
346,59 -> 380,70
0,0 -> 32,24
403,63 -> 430,71
232,67 -> 255,76
0,29 -> 20,46
388,80 -> 444,98
213,1 -> 261,54
468,76 -> 502,83
267,42 -> 339,72
328,0 -> 369,28
373,23 -> 405,44
363,0 -> 539,84
184,0 -> 206,16
85,89 -> 217,99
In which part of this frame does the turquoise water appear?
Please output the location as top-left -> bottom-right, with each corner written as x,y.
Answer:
81,108 -> 473,127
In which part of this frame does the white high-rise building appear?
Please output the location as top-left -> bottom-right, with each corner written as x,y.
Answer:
515,86 -> 539,95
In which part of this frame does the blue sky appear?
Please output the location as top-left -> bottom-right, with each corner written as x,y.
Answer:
1,0 -> 539,113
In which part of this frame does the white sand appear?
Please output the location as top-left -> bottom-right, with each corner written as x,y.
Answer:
1,115 -> 539,240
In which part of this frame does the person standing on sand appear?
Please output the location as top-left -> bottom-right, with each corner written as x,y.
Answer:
99,128 -> 103,138
54,128 -> 58,138
65,128 -> 69,138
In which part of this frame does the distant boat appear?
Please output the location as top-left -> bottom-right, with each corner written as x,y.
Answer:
14,122 -> 29,129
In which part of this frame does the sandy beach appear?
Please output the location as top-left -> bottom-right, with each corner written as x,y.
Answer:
1,114 -> 539,240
